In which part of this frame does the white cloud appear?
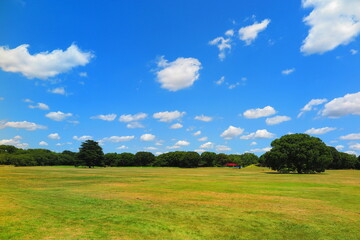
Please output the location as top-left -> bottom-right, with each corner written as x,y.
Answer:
0,136 -> 28,149
194,149 -> 206,153
90,114 -> 117,121
126,122 -> 145,129
48,87 -> 66,95
340,133 -> 360,140
0,121 -> 47,131
39,141 -> 48,146
140,134 -> 156,141
335,145 -> 344,151
321,92 -> 360,118
119,113 -> 147,122
116,145 -> 128,150
48,133 -> 60,140
100,136 -> 135,144
301,0 -> 360,54
194,115 -> 213,122
166,145 -> 180,150
73,135 -> 93,141
0,44 -> 93,79
29,102 -> 49,110
298,98 -> 327,117
282,68 -> 295,75
243,106 -> 276,119
345,150 -> 357,155
209,37 -> 232,60
349,143 -> 360,151
198,137 -> 208,142
225,29 -> 234,36
156,56 -> 201,91
193,131 -> 201,136
350,49 -> 358,55
24,99 -> 33,103
144,147 -> 157,150
45,111 -> 72,121
250,141 -> 257,146
153,111 -> 185,122
239,19 -> 271,45
240,129 -> 275,139
220,126 -> 244,139
248,147 -> 272,153
216,145 -> 231,151
265,115 -> 291,125
200,142 -> 214,149
305,127 -> 336,135
170,123 -> 183,129
175,140 -> 190,146
215,76 -> 225,85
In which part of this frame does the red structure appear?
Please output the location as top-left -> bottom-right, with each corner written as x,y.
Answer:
224,163 -> 239,167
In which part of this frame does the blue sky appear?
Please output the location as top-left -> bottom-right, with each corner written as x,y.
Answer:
1,0 -> 360,155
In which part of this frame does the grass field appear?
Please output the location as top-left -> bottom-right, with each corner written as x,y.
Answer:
1,165 -> 360,240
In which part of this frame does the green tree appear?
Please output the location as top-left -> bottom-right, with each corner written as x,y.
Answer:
118,153 -> 135,166
134,152 -> 155,166
264,134 -> 332,173
77,140 -> 104,168
200,152 -> 217,167
179,151 -> 200,168
215,153 -> 228,166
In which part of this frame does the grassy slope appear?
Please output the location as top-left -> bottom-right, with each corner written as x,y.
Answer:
0,165 -> 359,240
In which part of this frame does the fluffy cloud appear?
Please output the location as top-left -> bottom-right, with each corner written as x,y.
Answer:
48,133 -> 60,140
265,115 -> 291,125
73,135 -> 93,141
170,123 -> 183,129
215,76 -> 225,85
0,136 -> 28,149
116,145 -> 128,150
282,68 -> 295,75
119,113 -> 147,122
198,137 -> 208,142
153,111 -> 185,122
248,147 -> 272,153
340,133 -> 360,140
39,141 -> 48,146
240,129 -> 275,139
193,131 -> 201,136
350,49 -> 358,55
48,87 -> 66,95
349,143 -> 360,151
126,122 -> 145,129
250,141 -> 257,146
220,126 -> 244,139
194,115 -> 213,122
100,136 -> 135,144
90,114 -> 117,121
175,140 -> 190,146
301,0 -> 360,54
0,44 -> 93,79
140,134 -> 156,141
156,56 -> 201,91
216,145 -> 231,151
144,147 -> 157,150
200,142 -> 214,149
209,37 -> 232,60
298,98 -> 327,117
239,19 -> 271,45
305,127 -> 336,135
335,145 -> 344,151
243,106 -> 276,119
321,92 -> 360,118
45,111 -> 72,121
29,102 -> 49,110
0,121 -> 47,131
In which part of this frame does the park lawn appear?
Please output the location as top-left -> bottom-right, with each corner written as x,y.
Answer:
0,166 -> 359,240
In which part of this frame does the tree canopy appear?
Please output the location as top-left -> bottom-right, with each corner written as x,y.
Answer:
77,140 -> 104,168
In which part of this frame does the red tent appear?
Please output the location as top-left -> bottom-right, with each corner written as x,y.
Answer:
224,163 -> 238,166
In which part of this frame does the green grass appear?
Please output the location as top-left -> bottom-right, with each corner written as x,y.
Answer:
1,165 -> 360,240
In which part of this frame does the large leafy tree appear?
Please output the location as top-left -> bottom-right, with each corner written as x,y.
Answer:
264,134 -> 332,173
77,140 -> 104,168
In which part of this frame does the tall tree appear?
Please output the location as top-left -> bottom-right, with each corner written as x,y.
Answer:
77,140 -> 104,168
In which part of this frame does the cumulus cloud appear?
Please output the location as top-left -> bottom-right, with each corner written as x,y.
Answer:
282,68 -> 295,75
240,129 -> 275,139
90,114 -> 117,121
215,76 -> 225,85
0,121 -> 47,131
349,143 -> 360,151
45,111 -> 72,121
248,147 -> 272,153
216,145 -> 231,152
140,134 -> 156,141
250,141 -> 257,146
220,126 -> 244,139
170,123 -> 183,129
194,115 -> 213,122
340,133 -> 360,140
305,127 -> 336,135
73,135 -> 93,141
175,140 -> 190,146
48,87 -> 66,95
209,37 -> 232,60
153,111 -> 185,122
198,137 -> 208,142
335,145 -> 344,151
200,142 -> 214,149
239,19 -> 271,45
301,0 -> 360,54
144,147 -> 157,150
126,122 -> 145,129
155,56 -> 201,91
116,145 -> 128,150
0,44 -> 94,79
48,133 -> 60,140
321,92 -> 360,118
350,49 -> 358,55
0,136 -> 28,149
265,115 -> 291,125
100,136 -> 135,144
29,102 -> 49,110
243,106 -> 276,119
298,98 -> 327,117
39,141 -> 48,146
193,131 -> 201,136
119,113 -> 147,122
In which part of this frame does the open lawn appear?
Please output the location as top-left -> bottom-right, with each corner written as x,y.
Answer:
0,166 -> 360,240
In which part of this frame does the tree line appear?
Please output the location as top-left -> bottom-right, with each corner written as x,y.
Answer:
1,134 -> 359,172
